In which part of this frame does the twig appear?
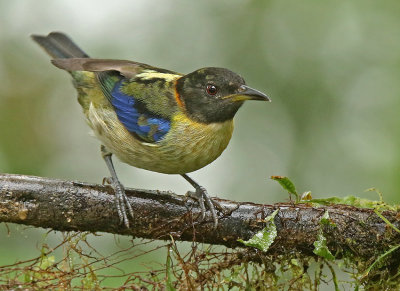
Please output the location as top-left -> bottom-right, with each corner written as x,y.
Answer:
0,173 -> 399,260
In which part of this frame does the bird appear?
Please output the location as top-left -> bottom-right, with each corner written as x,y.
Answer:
31,32 -> 270,229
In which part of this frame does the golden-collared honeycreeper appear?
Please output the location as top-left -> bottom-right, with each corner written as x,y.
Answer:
31,32 -> 270,228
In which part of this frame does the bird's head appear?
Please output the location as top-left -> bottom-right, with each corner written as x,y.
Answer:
176,67 -> 270,123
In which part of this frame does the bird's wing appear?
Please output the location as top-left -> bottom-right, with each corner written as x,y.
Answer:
108,78 -> 172,143
51,58 -> 177,79
53,58 -> 181,143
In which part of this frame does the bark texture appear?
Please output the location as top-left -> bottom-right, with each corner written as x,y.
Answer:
0,173 -> 399,259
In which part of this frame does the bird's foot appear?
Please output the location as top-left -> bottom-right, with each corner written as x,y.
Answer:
104,177 -> 134,228
186,186 -> 222,229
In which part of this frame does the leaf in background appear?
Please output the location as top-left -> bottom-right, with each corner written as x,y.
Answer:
301,191 -> 313,200
313,232 -> 335,261
271,176 -> 299,202
238,209 -> 279,252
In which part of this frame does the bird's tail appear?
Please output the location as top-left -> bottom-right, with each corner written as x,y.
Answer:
31,32 -> 89,59
32,32 -> 97,112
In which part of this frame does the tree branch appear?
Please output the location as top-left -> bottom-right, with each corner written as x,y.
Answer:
0,173 -> 399,259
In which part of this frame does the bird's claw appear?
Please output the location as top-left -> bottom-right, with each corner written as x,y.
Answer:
106,177 -> 134,228
102,177 -> 112,185
186,186 -> 221,229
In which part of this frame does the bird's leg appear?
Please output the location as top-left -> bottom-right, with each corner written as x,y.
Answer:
181,174 -> 222,228
101,145 -> 134,228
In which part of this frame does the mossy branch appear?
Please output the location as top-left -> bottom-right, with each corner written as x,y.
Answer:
0,173 -> 399,260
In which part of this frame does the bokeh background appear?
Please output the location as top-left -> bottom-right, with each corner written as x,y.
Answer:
1,0 -> 400,288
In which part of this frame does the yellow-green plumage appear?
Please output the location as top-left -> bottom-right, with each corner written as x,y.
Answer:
73,70 -> 234,174
31,32 -> 269,228
90,105 -> 233,174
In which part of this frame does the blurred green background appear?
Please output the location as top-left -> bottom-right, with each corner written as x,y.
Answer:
1,0 -> 400,287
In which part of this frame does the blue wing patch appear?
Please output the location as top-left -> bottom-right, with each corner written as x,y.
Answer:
110,80 -> 170,142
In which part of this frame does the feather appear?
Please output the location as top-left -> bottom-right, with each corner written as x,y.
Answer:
31,32 -> 88,59
110,80 -> 171,142
52,58 -> 178,79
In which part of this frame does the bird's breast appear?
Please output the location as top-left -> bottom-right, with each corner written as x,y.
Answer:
88,105 -> 234,174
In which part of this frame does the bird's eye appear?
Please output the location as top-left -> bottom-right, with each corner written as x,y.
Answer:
206,84 -> 218,95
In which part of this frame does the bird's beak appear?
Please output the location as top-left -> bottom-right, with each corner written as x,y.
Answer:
224,85 -> 271,102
